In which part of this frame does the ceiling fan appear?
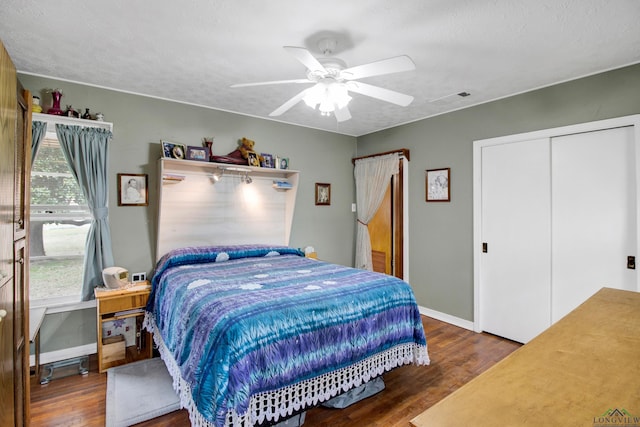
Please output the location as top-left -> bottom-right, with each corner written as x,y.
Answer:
230,38 -> 416,122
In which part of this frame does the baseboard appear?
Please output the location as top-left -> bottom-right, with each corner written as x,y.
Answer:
31,343 -> 97,367
418,306 -> 474,331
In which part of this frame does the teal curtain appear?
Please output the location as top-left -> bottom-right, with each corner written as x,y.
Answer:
55,124 -> 114,301
31,120 -> 47,163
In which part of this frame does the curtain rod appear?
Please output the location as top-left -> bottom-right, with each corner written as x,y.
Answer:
352,148 -> 410,165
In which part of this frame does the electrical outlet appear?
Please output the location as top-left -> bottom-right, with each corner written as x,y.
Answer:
131,272 -> 147,282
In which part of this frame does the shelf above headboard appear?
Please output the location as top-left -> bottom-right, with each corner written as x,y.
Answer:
155,158 -> 299,261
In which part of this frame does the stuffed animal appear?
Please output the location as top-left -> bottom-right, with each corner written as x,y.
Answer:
238,137 -> 256,159
237,138 -> 264,165
213,137 -> 265,165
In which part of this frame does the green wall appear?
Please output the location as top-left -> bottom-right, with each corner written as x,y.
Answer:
20,74 -> 358,270
20,73 -> 358,354
356,63 -> 640,321
21,63 -> 640,356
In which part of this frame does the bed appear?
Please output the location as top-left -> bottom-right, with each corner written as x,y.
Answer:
144,244 -> 429,427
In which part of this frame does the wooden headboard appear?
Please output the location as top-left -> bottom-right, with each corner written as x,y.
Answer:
156,158 -> 299,261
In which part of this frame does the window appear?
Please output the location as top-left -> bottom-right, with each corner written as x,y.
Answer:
29,132 -> 92,304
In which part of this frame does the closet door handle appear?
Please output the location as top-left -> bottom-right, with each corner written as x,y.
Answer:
482,242 -> 488,253
0,309 -> 7,323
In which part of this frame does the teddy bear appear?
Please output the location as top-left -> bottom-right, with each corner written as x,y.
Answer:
235,137 -> 264,165
213,137 -> 265,165
237,137 -> 256,159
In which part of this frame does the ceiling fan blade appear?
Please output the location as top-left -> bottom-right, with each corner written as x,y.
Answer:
348,82 -> 414,107
269,88 -> 309,117
334,105 -> 352,122
341,55 -> 415,80
283,46 -> 327,73
230,79 -> 311,88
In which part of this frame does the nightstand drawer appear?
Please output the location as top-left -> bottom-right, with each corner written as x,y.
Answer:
98,294 -> 148,315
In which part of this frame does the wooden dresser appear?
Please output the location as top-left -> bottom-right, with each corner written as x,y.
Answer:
411,287 -> 640,427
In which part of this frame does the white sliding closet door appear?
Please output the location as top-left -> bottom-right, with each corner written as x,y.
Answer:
475,117 -> 640,344
551,126 -> 637,321
479,138 -> 551,343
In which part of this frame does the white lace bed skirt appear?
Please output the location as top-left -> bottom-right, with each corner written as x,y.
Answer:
144,312 -> 429,427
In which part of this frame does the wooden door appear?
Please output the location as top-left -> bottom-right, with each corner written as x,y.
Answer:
479,138 -> 552,343
14,85 -> 31,426
0,38 -> 17,427
13,239 -> 26,427
369,183 -> 392,274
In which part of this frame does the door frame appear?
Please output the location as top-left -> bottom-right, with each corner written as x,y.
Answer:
353,149 -> 409,281
472,115 -> 640,334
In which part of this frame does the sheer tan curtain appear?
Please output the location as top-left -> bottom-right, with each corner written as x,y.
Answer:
354,153 -> 399,270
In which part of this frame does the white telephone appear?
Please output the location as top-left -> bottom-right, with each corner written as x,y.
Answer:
102,267 -> 129,289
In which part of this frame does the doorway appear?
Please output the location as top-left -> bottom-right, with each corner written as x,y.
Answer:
353,150 -> 408,280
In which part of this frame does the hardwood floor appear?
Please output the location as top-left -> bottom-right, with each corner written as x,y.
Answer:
30,316 -> 520,426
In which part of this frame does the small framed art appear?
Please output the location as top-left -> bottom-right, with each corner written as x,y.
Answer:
117,173 -> 148,206
261,153 -> 274,168
247,152 -> 260,167
161,140 -> 186,159
186,145 -> 210,161
426,168 -> 450,202
276,157 -> 289,170
315,183 -> 331,206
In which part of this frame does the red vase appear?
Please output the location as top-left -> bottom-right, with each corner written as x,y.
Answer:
48,89 -> 63,115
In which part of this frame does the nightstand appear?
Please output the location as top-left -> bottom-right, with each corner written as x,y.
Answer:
95,282 -> 153,373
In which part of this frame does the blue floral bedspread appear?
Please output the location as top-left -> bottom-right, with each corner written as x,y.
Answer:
145,245 -> 429,426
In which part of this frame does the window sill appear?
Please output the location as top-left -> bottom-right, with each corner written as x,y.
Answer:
30,297 -> 96,314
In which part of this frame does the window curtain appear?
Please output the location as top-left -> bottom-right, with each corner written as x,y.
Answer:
55,124 -> 114,301
354,153 -> 399,270
31,120 -> 47,163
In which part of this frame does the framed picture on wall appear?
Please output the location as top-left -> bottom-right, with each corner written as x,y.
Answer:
426,168 -> 450,202
117,173 -> 148,206
315,183 -> 331,206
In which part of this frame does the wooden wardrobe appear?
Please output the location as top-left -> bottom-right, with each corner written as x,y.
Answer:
0,39 -> 32,427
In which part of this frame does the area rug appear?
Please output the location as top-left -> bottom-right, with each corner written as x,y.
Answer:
106,357 -> 180,427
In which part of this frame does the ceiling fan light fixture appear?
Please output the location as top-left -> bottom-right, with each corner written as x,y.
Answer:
233,44 -> 413,122
303,81 -> 351,116
303,83 -> 325,108
329,83 -> 351,109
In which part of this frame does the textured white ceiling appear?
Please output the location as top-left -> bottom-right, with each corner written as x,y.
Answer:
1,0 -> 639,136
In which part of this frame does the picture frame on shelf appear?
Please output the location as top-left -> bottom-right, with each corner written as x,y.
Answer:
117,173 -> 148,206
261,153 -> 274,168
426,168 -> 450,202
247,152 -> 260,167
186,145 -> 210,161
315,183 -> 331,206
276,157 -> 289,170
161,140 -> 186,160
